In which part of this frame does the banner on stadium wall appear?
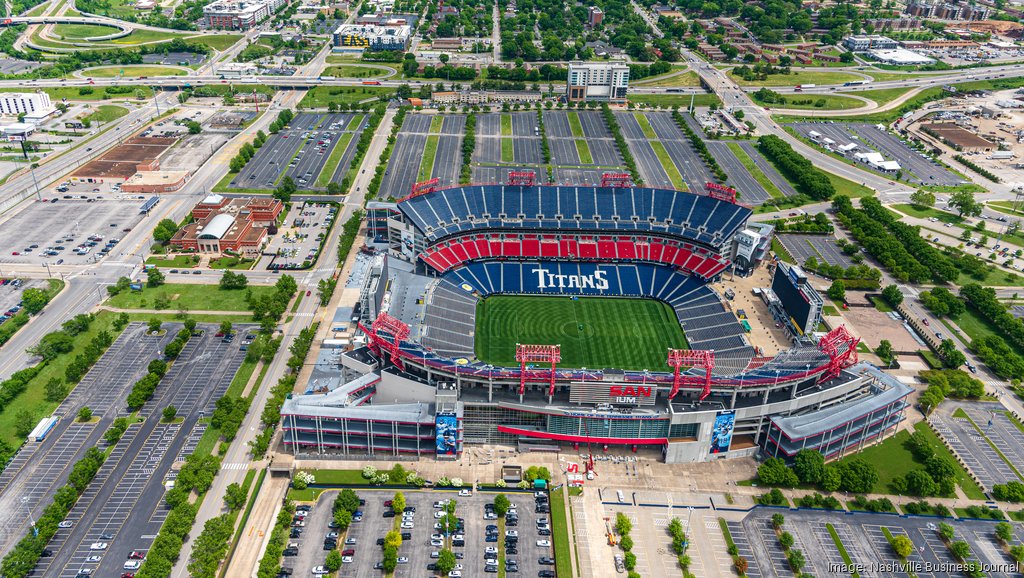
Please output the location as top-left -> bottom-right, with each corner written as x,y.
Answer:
435,413 -> 458,456
709,410 -> 735,455
400,229 -> 416,261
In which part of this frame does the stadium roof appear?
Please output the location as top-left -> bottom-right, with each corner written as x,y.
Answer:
769,363 -> 912,440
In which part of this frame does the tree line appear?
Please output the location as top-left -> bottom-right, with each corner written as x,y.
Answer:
832,195 -> 931,283
859,197 -> 959,282
250,323 -> 316,458
758,135 -> 834,201
673,110 -> 727,183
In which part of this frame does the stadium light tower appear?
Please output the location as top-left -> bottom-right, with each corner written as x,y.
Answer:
515,344 -> 561,401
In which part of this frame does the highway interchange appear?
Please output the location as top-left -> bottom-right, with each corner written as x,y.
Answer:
1,4 -> 1024,577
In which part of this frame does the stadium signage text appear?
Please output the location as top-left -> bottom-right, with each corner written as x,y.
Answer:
532,267 -> 609,290
610,386 -> 653,398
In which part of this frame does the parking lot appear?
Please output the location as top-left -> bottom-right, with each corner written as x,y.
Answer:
735,142 -> 799,197
776,234 -> 856,268
932,410 -> 1021,491
0,198 -> 144,266
705,142 -> 771,205
379,114 -> 466,198
646,112 -> 715,190
286,489 -> 557,578
229,113 -> 366,191
790,122 -> 961,186
265,202 -> 337,269
740,509 -> 1019,578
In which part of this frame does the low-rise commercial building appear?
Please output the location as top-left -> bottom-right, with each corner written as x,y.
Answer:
121,170 -> 189,194
843,35 -> 897,51
203,0 -> 288,31
333,22 -> 411,50
171,194 -> 283,257
0,92 -> 54,120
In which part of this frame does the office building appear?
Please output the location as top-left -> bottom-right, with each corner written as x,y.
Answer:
566,62 -> 629,102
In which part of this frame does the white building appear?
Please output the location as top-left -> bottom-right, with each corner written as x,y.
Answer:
0,92 -> 52,118
855,151 -> 901,172
843,35 -> 897,51
203,0 -> 288,30
868,48 -> 934,65
333,23 -> 411,50
566,62 -> 629,102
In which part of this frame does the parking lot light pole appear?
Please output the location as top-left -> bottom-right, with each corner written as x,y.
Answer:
43,261 -> 51,278
22,496 -> 35,535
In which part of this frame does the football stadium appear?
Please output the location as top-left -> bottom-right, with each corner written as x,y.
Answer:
281,180 -> 912,463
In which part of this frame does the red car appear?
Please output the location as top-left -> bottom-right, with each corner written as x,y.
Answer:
922,318 -> 930,326
306,290 -> 311,296
129,551 -> 146,559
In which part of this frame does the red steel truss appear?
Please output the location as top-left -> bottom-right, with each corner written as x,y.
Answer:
817,325 -> 860,382
358,312 -> 411,371
705,182 -> 737,204
516,344 -> 561,396
508,171 -> 537,186
407,178 -> 440,199
601,173 -> 632,188
667,349 -> 715,401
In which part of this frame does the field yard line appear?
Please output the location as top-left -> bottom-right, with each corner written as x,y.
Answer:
567,112 -> 585,138
316,131 -> 354,187
633,112 -> 658,140
574,139 -> 594,165
500,114 -> 513,137
649,141 -> 685,190
418,135 -> 440,182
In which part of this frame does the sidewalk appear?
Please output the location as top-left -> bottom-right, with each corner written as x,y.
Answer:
225,472 -> 290,577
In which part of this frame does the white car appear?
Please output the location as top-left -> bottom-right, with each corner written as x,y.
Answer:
400,521 -> 414,529
89,543 -> 108,551
86,555 -> 101,562
458,489 -> 472,497
484,512 -> 498,520
124,561 -> 141,571
537,540 -> 552,547
431,538 -> 444,547
434,511 -> 445,519
431,533 -> 444,541
58,521 -> 73,529
312,566 -> 328,575
485,546 -> 498,554
342,556 -> 353,564
506,530 -> 518,537
449,572 -> 462,578
397,556 -> 409,564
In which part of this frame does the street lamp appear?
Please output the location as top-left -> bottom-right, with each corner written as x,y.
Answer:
22,496 -> 35,535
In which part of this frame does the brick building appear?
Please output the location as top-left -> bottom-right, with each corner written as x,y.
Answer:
171,195 -> 283,257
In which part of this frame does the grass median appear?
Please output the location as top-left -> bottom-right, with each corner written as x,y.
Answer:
550,488 -> 573,578
574,139 -> 593,164
727,142 -> 784,199
501,138 -> 514,163
567,112 -> 585,138
651,141 -> 685,190
418,136 -> 440,181
316,131 -> 355,187
500,114 -> 512,136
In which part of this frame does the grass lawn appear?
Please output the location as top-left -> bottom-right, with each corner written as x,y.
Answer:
299,86 -> 394,108
288,488 -> 325,501
85,65 -> 187,77
633,70 -> 700,87
651,141 -> 685,190
730,70 -> 864,86
418,136 -> 439,181
891,204 -> 963,224
771,238 -> 795,263
550,488 -> 573,578
835,422 -> 985,499
849,87 -> 914,106
307,469 -> 371,485
226,358 -> 258,399
109,29 -> 188,45
194,34 -> 243,51
573,139 -> 593,165
870,296 -> 893,312
726,142 -> 784,199
145,254 -> 200,268
322,65 -> 388,78
989,201 -> 1024,217
0,310 -> 122,447
316,131 -> 354,187
951,307 -> 1024,355
827,172 -> 875,199
500,114 -> 512,137
209,256 -> 256,270
52,23 -> 118,39
123,312 -> 253,324
566,111 -> 585,138
429,115 -> 444,134
84,104 -> 128,123
500,138 -> 514,163
771,94 -> 867,111
0,86 -> 153,101
628,93 -> 721,108
633,112 -> 658,140
106,283 -> 276,312
822,305 -> 840,316
475,295 -> 687,370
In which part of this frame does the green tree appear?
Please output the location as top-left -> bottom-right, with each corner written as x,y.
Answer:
436,549 -> 456,574
225,482 -> 247,511
44,377 -> 66,402
325,549 -> 342,571
153,219 -> 180,243
910,189 -> 936,208
950,540 -> 971,561
882,284 -> 904,308
615,512 -> 632,536
274,176 -> 297,203
827,279 -> 846,301
333,508 -> 352,530
623,552 -> 637,570
147,267 -> 165,287
876,340 -> 894,362
939,522 -> 955,541
793,449 -> 825,485
78,406 -> 92,422
148,318 -> 163,334
891,534 -> 913,558
779,531 -> 794,549
787,549 -> 805,572
619,535 -> 634,551
392,491 -> 406,514
771,513 -> 786,529
14,409 -> 34,437
949,190 -> 982,218
163,405 -> 177,422
996,521 -> 1014,543
384,529 -> 402,551
939,339 -> 966,368
493,493 -> 510,517
21,288 -> 50,314
220,321 -> 233,335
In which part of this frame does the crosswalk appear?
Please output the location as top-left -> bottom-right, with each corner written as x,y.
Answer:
222,462 -> 250,471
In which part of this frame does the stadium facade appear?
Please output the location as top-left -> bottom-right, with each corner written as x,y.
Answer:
282,184 -> 910,463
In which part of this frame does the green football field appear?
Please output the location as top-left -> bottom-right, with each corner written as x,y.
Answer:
474,295 -> 688,370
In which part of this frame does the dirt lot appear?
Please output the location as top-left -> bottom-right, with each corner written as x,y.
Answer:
73,136 -> 176,179
833,303 -> 920,351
